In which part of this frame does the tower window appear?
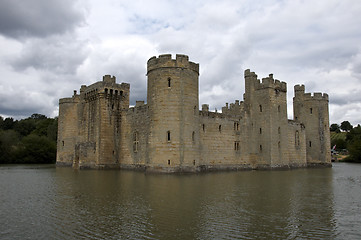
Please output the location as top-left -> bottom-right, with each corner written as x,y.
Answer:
168,78 -> 171,87
259,105 -> 262,112
202,124 -> 205,132
260,128 -> 262,134
278,105 -> 280,112
309,141 -> 312,147
310,108 -> 313,114
278,127 -> 281,134
192,131 -> 195,142
193,160 -> 196,166
219,125 -> 222,132
167,131 -> 171,142
260,145 -> 263,152
234,122 -> 239,131
62,141 -> 64,147
234,141 -> 240,151
168,160 -> 171,165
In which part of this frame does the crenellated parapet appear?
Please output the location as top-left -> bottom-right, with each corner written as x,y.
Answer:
255,74 -> 287,92
245,69 -> 286,92
147,54 -> 199,75
294,85 -> 328,101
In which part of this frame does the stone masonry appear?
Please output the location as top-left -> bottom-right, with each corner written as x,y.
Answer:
56,54 -> 331,172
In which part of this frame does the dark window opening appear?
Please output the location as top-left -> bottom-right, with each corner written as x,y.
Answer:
260,145 -> 263,152
120,91 -> 123,97
62,141 -> 64,147
234,122 -> 239,131
168,160 -> 171,165
168,78 -> 171,87
110,89 -> 113,96
219,125 -> 222,132
309,141 -> 312,147
278,105 -> 280,112
234,141 -> 240,151
260,128 -> 262,134
278,127 -> 281,134
192,131 -> 195,142
202,124 -> 205,132
105,88 -> 108,94
167,131 -> 171,141
193,160 -> 196,166
259,105 -> 262,112
310,108 -> 313,114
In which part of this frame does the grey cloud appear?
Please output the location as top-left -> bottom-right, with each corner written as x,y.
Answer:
11,35 -> 89,74
0,0 -> 86,39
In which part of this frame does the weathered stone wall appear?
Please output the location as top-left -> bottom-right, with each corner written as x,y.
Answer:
57,96 -> 79,167
120,102 -> 150,168
287,120 -> 307,167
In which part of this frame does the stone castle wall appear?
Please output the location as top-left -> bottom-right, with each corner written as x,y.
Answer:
56,54 -> 331,172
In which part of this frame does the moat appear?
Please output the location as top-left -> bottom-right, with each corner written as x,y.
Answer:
1,162 -> 360,239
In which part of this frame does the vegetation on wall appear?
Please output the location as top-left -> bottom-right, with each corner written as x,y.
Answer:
0,114 -> 57,164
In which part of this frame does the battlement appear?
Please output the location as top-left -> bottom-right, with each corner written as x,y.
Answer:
303,92 -> 329,101
294,85 -> 328,100
103,75 -> 116,84
147,54 -> 199,74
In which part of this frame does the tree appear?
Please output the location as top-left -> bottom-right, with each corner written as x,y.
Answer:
330,123 -> 340,132
341,121 -> 353,132
345,125 -> 361,162
16,134 -> 56,164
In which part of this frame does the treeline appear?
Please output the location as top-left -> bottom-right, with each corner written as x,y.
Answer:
330,121 -> 361,163
0,114 -> 57,164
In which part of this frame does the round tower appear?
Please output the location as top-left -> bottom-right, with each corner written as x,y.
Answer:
146,54 -> 200,171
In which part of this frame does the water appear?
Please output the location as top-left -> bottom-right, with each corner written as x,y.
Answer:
0,163 -> 360,239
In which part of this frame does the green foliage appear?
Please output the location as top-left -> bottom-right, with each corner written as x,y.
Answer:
0,113 -> 58,164
341,121 -> 353,132
330,123 -> 340,132
345,125 -> 361,163
16,134 -> 56,164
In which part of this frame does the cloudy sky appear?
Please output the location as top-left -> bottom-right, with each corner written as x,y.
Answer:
0,0 -> 360,125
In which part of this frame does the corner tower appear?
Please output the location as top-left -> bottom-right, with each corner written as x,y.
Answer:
293,85 -> 331,165
147,54 -> 200,171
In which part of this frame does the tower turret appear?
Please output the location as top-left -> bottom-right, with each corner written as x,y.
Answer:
146,54 -> 200,171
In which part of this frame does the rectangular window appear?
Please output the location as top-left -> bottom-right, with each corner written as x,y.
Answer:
167,131 -> 171,142
234,141 -> 240,151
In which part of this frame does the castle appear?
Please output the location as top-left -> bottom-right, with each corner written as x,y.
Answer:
56,54 -> 331,172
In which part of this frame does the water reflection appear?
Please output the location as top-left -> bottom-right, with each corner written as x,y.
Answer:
2,164 -> 360,239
